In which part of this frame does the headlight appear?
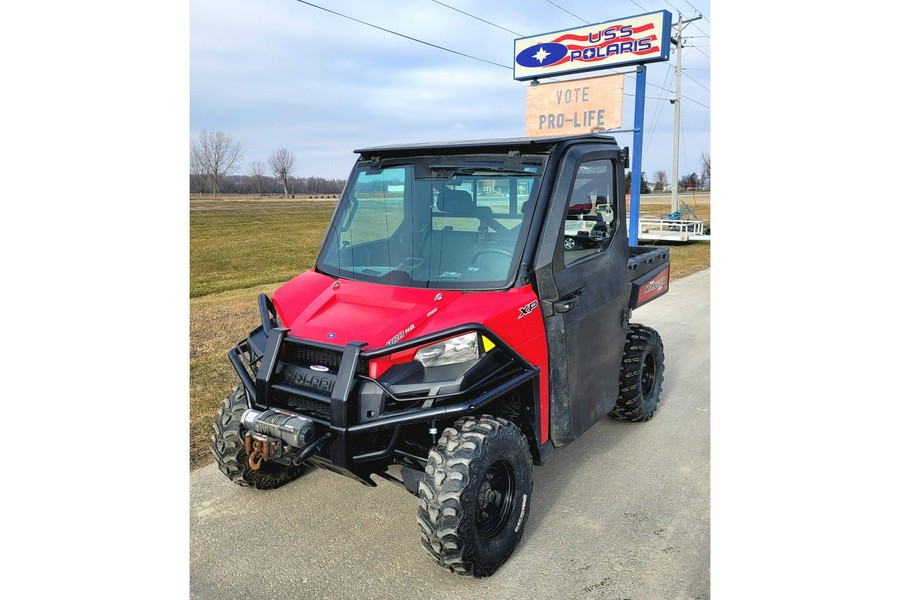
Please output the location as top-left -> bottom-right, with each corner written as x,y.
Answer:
415,332 -> 482,367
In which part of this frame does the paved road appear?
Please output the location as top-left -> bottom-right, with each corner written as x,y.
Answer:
190,269 -> 710,600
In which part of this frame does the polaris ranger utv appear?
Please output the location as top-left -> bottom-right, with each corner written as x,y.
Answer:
212,133 -> 670,577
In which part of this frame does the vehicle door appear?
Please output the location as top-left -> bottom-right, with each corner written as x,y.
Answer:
532,145 -> 630,445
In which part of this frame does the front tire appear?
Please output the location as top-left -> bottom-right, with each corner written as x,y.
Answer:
211,385 -> 304,489
417,416 -> 533,577
610,324 -> 665,422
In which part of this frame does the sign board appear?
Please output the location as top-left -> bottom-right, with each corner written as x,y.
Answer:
525,74 -> 623,137
514,10 -> 672,81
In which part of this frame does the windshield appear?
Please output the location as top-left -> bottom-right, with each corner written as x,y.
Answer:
317,155 -> 545,289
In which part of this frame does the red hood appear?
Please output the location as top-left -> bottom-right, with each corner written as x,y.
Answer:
271,271 -> 462,348
270,270 -> 540,351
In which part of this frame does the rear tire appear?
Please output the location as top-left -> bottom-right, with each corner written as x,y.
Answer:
610,324 -> 665,422
417,416 -> 533,577
211,385 -> 305,489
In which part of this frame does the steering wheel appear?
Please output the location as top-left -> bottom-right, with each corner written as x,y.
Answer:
472,247 -> 513,263
397,257 -> 425,271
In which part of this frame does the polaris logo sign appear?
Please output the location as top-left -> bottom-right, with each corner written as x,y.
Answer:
513,10 -> 672,81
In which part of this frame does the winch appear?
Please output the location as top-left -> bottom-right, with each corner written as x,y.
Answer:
240,408 -> 317,469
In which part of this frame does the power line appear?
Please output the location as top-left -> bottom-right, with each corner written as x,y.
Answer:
429,0 -> 523,37
685,20 -> 710,39
629,1 -> 649,12
665,1 -> 710,38
625,83 -> 707,109
619,73 -> 708,110
680,95 -> 709,110
645,64 -> 676,150
680,39 -> 711,62
294,0 -> 512,70
639,76 -> 706,109
686,45 -> 710,60
680,70 -> 709,92
624,93 -> 678,101
678,0 -> 710,25
544,0 -> 589,24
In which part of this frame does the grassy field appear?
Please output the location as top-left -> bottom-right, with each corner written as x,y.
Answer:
190,199 -> 338,466
189,196 -> 710,468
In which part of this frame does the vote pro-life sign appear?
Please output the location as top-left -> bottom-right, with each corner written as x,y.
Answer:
515,11 -> 672,136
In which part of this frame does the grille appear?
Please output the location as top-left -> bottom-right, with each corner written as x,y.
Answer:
287,343 -> 369,375
269,340 -> 370,421
281,393 -> 331,419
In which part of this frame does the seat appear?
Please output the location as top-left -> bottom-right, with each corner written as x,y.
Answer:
436,188 -> 475,213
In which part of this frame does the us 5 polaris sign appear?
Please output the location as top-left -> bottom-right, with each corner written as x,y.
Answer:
514,10 -> 672,81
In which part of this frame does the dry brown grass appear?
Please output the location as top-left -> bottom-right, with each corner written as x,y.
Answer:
632,195 -> 710,279
189,286 -> 274,465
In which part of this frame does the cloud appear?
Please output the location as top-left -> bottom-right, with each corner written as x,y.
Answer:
191,0 -> 710,179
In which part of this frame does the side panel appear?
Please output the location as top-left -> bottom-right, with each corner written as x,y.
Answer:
630,263 -> 670,309
627,245 -> 670,309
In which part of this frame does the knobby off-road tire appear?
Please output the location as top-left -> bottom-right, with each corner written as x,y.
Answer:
610,324 -> 665,422
417,416 -> 533,577
211,385 -> 304,489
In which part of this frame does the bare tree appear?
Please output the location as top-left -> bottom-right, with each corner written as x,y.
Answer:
700,151 -> 711,190
189,148 -> 205,193
190,131 -> 243,196
249,160 -> 267,196
269,148 -> 296,197
653,170 -> 668,193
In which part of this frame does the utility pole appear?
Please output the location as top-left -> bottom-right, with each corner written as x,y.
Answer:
670,12 -> 702,213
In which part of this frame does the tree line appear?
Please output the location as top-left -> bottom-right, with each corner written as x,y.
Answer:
189,130 -> 345,196
650,151 -> 711,193
626,151 -> 711,194
189,173 -> 345,196
191,129 -> 709,197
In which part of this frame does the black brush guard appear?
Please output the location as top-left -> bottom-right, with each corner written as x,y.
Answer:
228,295 -> 539,482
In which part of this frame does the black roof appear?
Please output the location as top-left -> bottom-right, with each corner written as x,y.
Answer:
354,133 -> 617,158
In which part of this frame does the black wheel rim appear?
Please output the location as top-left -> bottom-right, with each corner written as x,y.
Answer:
641,351 -> 657,397
476,459 -> 515,539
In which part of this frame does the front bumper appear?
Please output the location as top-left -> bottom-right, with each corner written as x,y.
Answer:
228,307 -> 537,481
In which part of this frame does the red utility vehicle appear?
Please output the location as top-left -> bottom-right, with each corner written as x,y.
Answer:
212,134 -> 670,577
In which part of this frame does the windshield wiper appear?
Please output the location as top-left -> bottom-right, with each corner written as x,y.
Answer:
431,165 -> 539,177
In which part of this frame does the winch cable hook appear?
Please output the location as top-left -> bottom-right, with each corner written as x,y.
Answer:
245,436 -> 266,471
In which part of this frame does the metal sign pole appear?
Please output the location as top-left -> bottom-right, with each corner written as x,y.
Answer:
628,64 -> 646,245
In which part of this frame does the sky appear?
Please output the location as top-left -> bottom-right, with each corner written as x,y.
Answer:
190,0 -> 711,183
